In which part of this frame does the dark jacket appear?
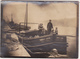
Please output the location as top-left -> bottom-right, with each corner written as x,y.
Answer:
47,22 -> 53,30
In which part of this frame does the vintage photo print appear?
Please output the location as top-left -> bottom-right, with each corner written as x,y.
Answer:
1,1 -> 79,58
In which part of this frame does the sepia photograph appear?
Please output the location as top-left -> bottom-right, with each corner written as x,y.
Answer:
1,1 -> 79,58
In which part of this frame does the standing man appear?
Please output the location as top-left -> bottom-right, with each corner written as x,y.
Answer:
47,20 -> 53,34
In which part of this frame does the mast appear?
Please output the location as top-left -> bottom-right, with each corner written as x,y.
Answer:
25,2 -> 28,27
11,14 -> 13,22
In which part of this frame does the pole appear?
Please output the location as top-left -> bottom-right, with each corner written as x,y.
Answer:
24,3 -> 28,28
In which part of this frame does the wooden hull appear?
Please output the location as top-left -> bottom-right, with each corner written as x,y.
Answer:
18,33 -> 68,55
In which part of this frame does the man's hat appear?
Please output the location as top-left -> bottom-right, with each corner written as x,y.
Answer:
49,20 -> 51,21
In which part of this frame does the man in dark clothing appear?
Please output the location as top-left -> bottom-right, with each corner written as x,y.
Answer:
47,20 -> 53,34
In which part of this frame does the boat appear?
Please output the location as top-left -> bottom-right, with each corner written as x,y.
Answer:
16,21 -> 68,57
8,3 -> 68,57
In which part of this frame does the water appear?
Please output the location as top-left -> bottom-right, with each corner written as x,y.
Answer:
28,24 -> 76,36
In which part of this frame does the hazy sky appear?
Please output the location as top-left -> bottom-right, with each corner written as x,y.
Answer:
28,2 -> 77,21
28,2 -> 77,29
3,2 -> 77,30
